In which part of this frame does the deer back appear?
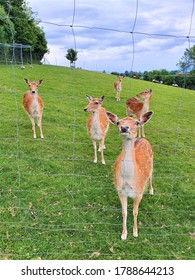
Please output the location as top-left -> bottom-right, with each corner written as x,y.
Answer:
126,97 -> 144,118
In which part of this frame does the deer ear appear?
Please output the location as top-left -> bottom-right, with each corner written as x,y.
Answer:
100,96 -> 104,102
106,111 -> 119,125
86,95 -> 92,101
38,80 -> 43,85
137,111 -> 153,126
24,78 -> 29,84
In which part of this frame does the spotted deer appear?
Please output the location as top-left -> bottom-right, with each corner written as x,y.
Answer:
126,89 -> 152,137
23,79 -> 44,139
114,76 -> 124,101
106,111 -> 154,239
84,95 -> 109,164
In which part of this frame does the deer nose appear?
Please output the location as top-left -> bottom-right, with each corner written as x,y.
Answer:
121,126 -> 129,133
84,108 -> 87,112
31,90 -> 36,94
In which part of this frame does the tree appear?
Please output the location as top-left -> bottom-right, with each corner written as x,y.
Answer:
65,48 -> 78,67
0,5 -> 15,43
0,0 -> 48,62
177,46 -> 195,71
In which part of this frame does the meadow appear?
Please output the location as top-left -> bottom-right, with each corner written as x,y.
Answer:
0,64 -> 194,260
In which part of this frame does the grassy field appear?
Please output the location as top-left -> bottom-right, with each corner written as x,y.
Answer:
0,64 -> 194,260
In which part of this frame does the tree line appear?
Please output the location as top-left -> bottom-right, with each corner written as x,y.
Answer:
111,44 -> 195,90
111,68 -> 195,90
0,0 -> 48,63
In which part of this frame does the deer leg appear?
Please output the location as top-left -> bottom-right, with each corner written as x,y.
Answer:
98,140 -> 106,151
29,115 -> 36,139
149,175 -> 154,195
133,194 -> 143,238
116,91 -> 119,101
92,139 -> 97,163
99,138 -> 105,164
118,193 -> 128,240
37,116 -> 44,139
98,141 -> 101,152
137,125 -> 141,138
141,124 -> 145,138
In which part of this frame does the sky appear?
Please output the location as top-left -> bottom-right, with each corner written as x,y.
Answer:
27,0 -> 195,73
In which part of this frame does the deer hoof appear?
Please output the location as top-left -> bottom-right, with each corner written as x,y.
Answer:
121,232 -> 127,241
133,229 -> 138,238
149,188 -> 154,195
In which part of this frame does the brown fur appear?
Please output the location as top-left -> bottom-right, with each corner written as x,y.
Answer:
87,107 -> 109,137
126,89 -> 152,137
106,111 -> 154,239
84,96 -> 109,164
23,93 -> 44,115
23,79 -> 44,139
114,76 -> 124,101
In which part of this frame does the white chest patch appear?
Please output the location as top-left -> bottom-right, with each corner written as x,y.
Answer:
142,102 -> 148,114
117,82 -> 121,91
118,143 -> 136,198
32,97 -> 39,117
90,113 -> 101,140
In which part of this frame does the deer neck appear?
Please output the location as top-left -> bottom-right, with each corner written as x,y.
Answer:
90,109 -> 102,139
143,98 -> 150,112
122,137 -> 135,154
92,108 -> 101,117
120,137 -> 136,196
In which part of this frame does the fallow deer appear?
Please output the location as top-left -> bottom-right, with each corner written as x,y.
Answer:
23,78 -> 44,139
114,76 -> 124,101
106,111 -> 154,239
84,95 -> 109,164
126,89 -> 152,137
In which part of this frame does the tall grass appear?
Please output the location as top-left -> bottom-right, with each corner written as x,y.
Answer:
0,65 -> 194,260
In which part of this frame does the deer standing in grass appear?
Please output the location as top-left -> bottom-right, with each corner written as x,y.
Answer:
126,89 -> 152,137
84,95 -> 109,164
23,78 -> 44,139
114,76 -> 124,101
106,111 -> 154,239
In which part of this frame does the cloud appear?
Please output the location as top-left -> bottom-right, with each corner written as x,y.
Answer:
28,0 -> 195,72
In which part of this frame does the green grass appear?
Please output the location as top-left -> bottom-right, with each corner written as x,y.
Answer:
0,64 -> 194,260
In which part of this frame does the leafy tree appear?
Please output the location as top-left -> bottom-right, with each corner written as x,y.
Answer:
177,46 -> 195,71
0,0 -> 48,62
143,71 -> 150,81
0,4 -> 15,43
65,48 -> 78,67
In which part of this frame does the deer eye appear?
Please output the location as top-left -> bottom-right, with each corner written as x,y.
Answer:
116,121 -> 120,126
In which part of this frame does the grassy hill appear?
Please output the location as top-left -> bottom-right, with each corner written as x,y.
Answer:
0,65 -> 194,260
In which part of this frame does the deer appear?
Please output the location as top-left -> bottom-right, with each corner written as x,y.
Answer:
106,111 -> 154,240
126,89 -> 152,137
114,76 -> 124,101
84,95 -> 109,164
23,78 -> 44,139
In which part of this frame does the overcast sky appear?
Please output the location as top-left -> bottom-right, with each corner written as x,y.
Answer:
27,0 -> 195,72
